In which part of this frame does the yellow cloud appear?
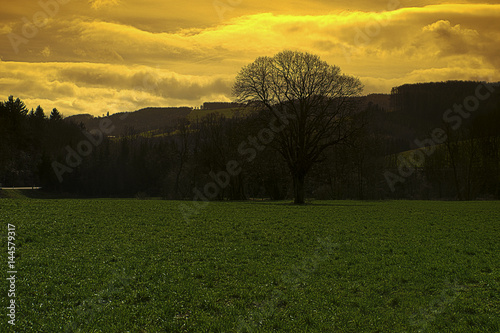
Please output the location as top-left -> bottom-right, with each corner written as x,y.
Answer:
1,3 -> 500,116
0,24 -> 12,34
0,61 -> 234,116
420,20 -> 480,57
41,46 -> 51,57
89,0 -> 120,10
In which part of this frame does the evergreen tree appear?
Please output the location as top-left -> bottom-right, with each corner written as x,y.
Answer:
4,96 -> 28,117
50,108 -> 62,121
34,105 -> 46,119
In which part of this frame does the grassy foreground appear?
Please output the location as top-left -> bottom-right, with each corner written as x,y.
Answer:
0,199 -> 499,332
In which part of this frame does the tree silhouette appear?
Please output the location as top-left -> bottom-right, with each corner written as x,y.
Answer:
50,108 -> 62,121
233,50 -> 363,204
34,105 -> 46,119
2,96 -> 28,122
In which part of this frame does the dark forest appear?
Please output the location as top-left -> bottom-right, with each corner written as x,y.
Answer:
1,80 -> 499,200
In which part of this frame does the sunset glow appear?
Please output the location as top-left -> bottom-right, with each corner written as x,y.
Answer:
1,0 -> 499,116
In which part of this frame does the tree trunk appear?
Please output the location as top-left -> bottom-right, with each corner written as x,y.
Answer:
293,173 -> 305,204
445,137 -> 464,201
174,158 -> 184,199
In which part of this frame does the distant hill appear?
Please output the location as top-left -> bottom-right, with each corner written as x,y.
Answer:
65,107 -> 193,136
64,95 -> 393,137
65,113 -> 94,125
352,93 -> 391,111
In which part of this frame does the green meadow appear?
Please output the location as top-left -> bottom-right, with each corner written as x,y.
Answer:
0,198 -> 499,332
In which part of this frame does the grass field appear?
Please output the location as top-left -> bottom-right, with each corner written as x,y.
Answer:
0,198 -> 499,332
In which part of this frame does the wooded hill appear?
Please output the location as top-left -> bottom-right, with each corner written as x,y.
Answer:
65,95 -> 391,138
1,80 -> 499,200
65,107 -> 193,137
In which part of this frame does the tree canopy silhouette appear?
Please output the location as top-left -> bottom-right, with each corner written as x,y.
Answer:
233,50 -> 363,204
50,108 -> 62,121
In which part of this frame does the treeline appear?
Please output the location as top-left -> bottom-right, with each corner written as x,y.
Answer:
1,80 -> 499,200
0,96 -> 85,188
385,81 -> 500,199
47,108 -> 386,200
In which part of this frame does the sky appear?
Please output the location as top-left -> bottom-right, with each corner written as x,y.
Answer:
1,0 -> 499,116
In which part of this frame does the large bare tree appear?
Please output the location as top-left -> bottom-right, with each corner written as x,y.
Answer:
233,50 -> 363,204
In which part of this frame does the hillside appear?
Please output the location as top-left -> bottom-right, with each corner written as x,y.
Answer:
64,95 -> 391,137
65,107 -> 193,136
353,93 -> 391,111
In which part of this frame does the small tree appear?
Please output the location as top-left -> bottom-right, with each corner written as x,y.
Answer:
50,108 -> 62,121
3,96 -> 28,118
233,50 -> 363,204
34,105 -> 46,119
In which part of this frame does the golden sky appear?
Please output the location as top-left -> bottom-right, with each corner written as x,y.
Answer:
1,0 -> 499,116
